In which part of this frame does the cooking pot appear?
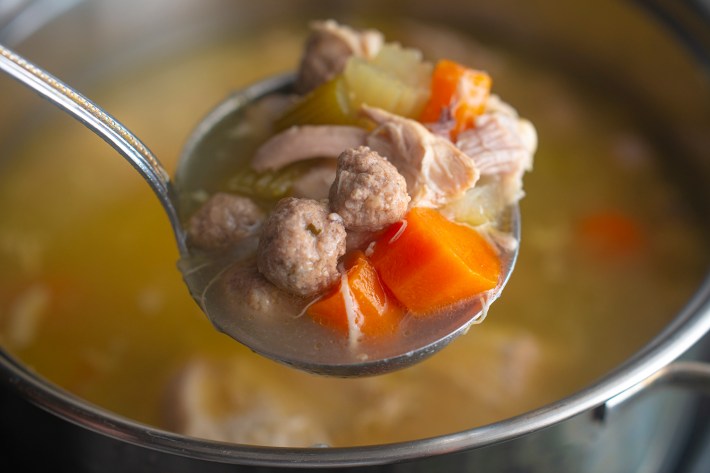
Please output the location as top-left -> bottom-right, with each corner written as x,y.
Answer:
1,0 -> 710,471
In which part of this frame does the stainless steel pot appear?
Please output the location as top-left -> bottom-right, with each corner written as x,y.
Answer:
1,0 -> 710,471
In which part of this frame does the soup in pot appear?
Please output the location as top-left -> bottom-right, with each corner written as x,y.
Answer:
0,22 -> 708,447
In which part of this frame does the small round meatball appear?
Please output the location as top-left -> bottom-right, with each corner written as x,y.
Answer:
329,146 -> 410,232
221,262 -> 306,317
257,198 -> 346,297
187,193 -> 263,250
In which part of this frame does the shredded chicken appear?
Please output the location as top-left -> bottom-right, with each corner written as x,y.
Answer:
164,358 -> 330,447
296,20 -> 384,94
456,96 -> 536,203
290,161 -> 337,200
251,125 -> 367,172
362,105 -> 479,208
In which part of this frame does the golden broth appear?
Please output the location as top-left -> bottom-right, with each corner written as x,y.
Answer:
0,24 -> 708,447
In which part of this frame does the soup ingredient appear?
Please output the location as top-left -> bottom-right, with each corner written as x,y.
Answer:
307,251 -> 402,339
419,59 -> 492,140
328,146 -> 410,232
343,43 -> 433,119
456,110 -> 535,177
443,177 -> 507,227
290,161 -> 338,200
256,198 -> 346,297
370,207 -> 501,314
281,33 -> 432,129
166,358 -> 330,447
251,125 -> 367,172
227,160 -> 324,201
276,76 -> 357,128
576,209 -> 648,260
296,20 -> 384,94
362,105 -> 479,208
187,193 -> 263,250
221,263 -> 305,318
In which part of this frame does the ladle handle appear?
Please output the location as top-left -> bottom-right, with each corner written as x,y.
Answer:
0,44 -> 187,255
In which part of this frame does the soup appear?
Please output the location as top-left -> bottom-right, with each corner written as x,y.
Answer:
0,22 -> 707,447
178,22 -> 530,373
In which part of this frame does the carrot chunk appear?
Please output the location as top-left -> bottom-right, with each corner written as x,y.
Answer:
419,59 -> 491,140
370,208 -> 501,315
576,210 -> 647,259
307,251 -> 402,337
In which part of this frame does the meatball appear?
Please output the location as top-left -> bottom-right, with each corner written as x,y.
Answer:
187,193 -> 264,250
295,20 -> 383,94
257,198 -> 346,297
329,146 -> 410,232
221,262 -> 306,318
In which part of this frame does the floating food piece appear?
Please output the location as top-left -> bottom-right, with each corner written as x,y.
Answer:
296,20 -> 383,94
187,193 -> 263,250
363,105 -> 479,208
307,251 -> 402,340
251,125 -> 367,172
419,59 -> 492,140
369,207 -> 501,314
328,146 -> 409,232
256,198 -> 346,297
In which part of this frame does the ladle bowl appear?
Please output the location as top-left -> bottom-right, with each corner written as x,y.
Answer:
0,43 -> 520,377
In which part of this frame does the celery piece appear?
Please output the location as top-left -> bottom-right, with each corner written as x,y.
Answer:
445,177 -> 506,227
275,43 -> 433,130
344,43 -> 432,119
226,160 -> 319,202
275,76 -> 357,131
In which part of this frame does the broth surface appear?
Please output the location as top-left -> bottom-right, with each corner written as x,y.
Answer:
0,23 -> 708,447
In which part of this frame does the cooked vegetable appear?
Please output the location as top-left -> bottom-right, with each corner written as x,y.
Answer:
227,159 -> 321,201
576,210 -> 647,259
370,207 -> 501,314
343,43 -> 432,119
276,43 -> 432,130
443,176 -> 506,226
419,59 -> 492,139
275,76 -> 357,130
307,250 -> 402,337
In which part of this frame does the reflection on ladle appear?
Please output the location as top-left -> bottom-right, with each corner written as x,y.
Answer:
0,44 -> 520,377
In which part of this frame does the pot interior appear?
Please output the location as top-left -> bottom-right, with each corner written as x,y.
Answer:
0,0 -> 709,452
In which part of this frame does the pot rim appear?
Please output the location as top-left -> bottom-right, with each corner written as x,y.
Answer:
2,276 -> 709,467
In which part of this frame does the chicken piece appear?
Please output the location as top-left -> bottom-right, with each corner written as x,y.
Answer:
329,146 -> 409,232
362,105 -> 479,208
296,20 -> 384,94
251,125 -> 367,172
257,198 -> 346,297
290,161 -> 337,200
163,357 -> 330,447
456,99 -> 536,203
456,112 -> 535,176
187,193 -> 264,250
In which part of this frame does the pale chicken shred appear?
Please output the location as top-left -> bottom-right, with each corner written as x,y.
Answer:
362,105 -> 480,208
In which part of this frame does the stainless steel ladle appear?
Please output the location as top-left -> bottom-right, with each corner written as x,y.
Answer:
0,43 -> 520,376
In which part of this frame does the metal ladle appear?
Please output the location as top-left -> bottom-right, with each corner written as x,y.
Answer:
0,44 -> 520,376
